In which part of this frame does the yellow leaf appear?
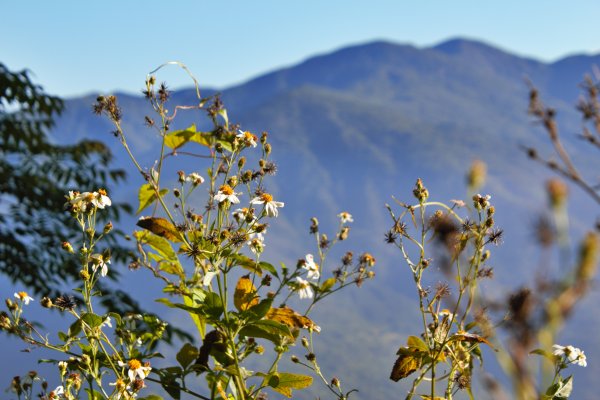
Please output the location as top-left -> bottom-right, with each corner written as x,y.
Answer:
233,275 -> 259,311
390,351 -> 421,382
137,217 -> 183,242
265,307 -> 320,333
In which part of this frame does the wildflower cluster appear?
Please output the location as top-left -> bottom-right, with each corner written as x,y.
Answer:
387,178 -> 502,399
2,64 -> 374,400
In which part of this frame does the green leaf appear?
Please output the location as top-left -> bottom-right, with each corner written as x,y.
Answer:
184,295 -> 206,339
231,254 -> 263,275
81,312 -> 104,328
238,320 -> 293,343
202,292 -> 223,320
269,372 -> 313,398
137,183 -> 168,214
530,348 -> 559,363
258,261 -> 278,277
164,125 -> 197,150
176,343 -> 199,369
67,320 -> 81,337
138,396 -> 164,400
407,336 -> 428,352
135,231 -> 178,261
246,298 -> 273,320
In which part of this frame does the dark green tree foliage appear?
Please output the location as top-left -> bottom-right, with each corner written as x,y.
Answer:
0,63 -> 136,312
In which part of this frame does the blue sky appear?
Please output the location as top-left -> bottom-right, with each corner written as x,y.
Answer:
3,0 -> 599,97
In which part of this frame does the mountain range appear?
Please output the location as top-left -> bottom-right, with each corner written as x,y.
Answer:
35,38 -> 600,398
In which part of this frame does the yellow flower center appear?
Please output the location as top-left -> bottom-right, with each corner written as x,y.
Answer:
17,291 -> 28,300
98,188 -> 107,196
261,193 -> 273,203
219,185 -> 234,195
128,359 -> 142,370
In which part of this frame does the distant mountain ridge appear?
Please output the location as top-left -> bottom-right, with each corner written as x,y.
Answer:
51,38 -> 600,399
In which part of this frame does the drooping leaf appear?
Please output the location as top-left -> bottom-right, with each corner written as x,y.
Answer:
265,307 -> 321,332
137,217 -> 183,242
137,183 -> 168,214
450,331 -> 494,348
268,372 -> 313,398
234,275 -> 259,311
390,351 -> 421,382
164,125 -> 197,150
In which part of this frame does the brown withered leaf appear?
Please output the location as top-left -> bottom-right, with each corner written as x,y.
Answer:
265,307 -> 321,333
451,331 -> 494,349
390,349 -> 421,382
137,217 -> 183,242
233,275 -> 259,311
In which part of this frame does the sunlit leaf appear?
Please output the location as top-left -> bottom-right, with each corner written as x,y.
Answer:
268,372 -> 313,398
320,277 -> 336,292
390,351 -> 421,382
137,183 -> 168,214
265,307 -> 320,332
137,217 -> 183,242
164,125 -> 197,150
233,276 -> 259,311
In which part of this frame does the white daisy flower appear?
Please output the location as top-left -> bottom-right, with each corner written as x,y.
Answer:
90,253 -> 110,277
247,232 -> 265,254
237,130 -> 258,148
118,359 -> 151,381
50,385 -> 64,397
250,193 -> 284,217
186,172 -> 204,186
338,212 -> 353,224
214,185 -> 241,204
295,277 -> 313,299
14,291 -> 34,305
101,316 -> 112,329
302,254 -> 320,280
553,344 -> 587,367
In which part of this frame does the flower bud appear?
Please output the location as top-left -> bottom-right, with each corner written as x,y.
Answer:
338,226 -> 350,241
255,345 -> 265,354
264,143 -> 272,155
258,159 -> 266,168
291,355 -> 299,363
413,178 -> 429,202
238,157 -> 246,169
301,337 -> 310,348
80,269 -> 90,281
227,176 -> 238,187
173,189 -> 181,198
41,297 -> 53,308
5,299 -> 17,311
177,170 -> 186,183
103,222 -> 113,234
331,377 -> 341,388
310,217 -> 319,234
260,131 -> 268,144
62,241 -> 74,254
215,143 -> 224,153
